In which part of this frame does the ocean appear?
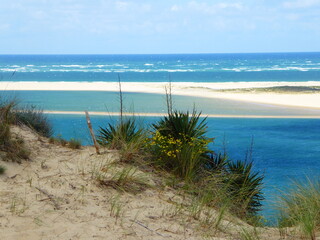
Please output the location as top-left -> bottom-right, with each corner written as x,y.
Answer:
1,52 -> 320,82
1,53 -> 320,224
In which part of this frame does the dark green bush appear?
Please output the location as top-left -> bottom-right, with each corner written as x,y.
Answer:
153,110 -> 210,141
149,110 -> 213,180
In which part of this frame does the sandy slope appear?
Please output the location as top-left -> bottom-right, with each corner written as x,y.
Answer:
0,126 -> 282,239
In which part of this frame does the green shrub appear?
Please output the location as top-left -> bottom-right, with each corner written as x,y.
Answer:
225,160 -> 264,220
277,178 -> 320,240
14,105 -> 53,137
183,158 -> 264,225
0,101 -> 30,162
98,118 -> 147,162
205,152 -> 229,172
98,118 -> 143,149
149,110 -> 213,180
153,110 -> 210,141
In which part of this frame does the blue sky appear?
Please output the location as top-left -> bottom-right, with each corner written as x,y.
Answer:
1,0 -> 320,54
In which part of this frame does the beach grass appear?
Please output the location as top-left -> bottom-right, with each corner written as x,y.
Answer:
277,178 -> 320,240
0,100 -> 30,162
14,105 -> 53,138
68,138 -> 82,149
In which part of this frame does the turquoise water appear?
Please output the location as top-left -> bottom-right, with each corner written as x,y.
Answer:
1,53 -> 320,82
4,90 -> 320,116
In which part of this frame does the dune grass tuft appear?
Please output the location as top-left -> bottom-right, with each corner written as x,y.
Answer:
0,100 -> 30,162
14,105 -> 53,138
277,178 -> 320,240
98,165 -> 150,194
68,138 -> 82,149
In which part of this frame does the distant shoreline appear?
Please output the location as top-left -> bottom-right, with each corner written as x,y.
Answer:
1,81 -> 320,109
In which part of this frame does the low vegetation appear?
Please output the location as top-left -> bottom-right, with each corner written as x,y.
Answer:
14,105 -> 53,138
95,84 -> 266,226
0,100 -> 30,162
98,118 -> 147,162
277,178 -> 320,240
0,98 -> 53,162
149,110 -> 212,180
49,135 -> 82,149
97,109 -> 264,225
98,165 -> 150,194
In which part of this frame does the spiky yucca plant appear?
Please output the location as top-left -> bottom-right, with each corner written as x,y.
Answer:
226,160 -> 264,219
153,110 -> 210,141
206,152 -> 229,172
98,118 -> 146,162
98,118 -> 143,149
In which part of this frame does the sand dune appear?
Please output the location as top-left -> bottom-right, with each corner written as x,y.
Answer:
0,125 -> 282,239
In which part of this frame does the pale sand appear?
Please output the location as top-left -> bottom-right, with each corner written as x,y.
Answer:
44,110 -> 320,118
1,81 -> 320,109
0,125 -> 282,239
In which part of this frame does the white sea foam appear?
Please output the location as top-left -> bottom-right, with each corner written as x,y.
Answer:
222,68 -> 243,72
60,65 -> 86,68
247,69 -> 263,72
2,64 -> 320,73
0,68 -> 16,72
144,63 -> 154,66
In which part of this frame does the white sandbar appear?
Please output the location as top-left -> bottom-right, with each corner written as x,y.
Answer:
1,81 -> 320,109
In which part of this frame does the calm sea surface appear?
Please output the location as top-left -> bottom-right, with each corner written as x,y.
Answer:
1,53 -> 320,224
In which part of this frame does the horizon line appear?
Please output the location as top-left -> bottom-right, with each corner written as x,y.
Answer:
1,51 -> 320,56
